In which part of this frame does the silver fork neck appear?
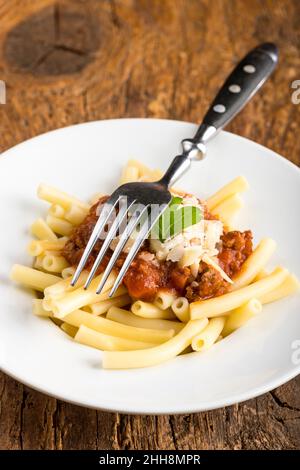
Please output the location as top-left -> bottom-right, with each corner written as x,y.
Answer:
159,139 -> 206,188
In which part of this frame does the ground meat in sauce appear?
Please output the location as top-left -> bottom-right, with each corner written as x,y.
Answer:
185,263 -> 228,302
169,266 -> 192,293
62,196 -> 128,272
122,255 -> 166,301
186,230 -> 253,302
62,197 -> 253,301
219,230 -> 253,277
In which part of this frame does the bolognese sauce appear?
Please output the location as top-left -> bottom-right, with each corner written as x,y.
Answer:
62,196 -> 253,301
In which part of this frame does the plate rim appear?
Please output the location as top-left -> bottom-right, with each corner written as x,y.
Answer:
1,359 -> 300,415
1,117 -> 300,178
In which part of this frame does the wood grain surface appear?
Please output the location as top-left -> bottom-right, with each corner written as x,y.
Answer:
0,0 -> 299,450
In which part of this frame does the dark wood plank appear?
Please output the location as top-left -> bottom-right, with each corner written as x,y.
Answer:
0,0 -> 299,450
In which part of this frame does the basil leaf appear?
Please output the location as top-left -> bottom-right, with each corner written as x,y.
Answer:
169,196 -> 183,207
152,196 -> 202,242
168,205 -> 202,241
158,197 -> 181,241
151,197 -> 182,241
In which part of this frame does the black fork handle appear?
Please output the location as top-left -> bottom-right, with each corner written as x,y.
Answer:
161,43 -> 278,188
193,42 -> 278,144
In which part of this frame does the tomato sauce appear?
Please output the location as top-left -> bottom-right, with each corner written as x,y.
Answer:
62,197 -> 253,301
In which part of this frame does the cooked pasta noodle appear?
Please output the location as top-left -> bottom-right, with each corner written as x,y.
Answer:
253,269 -> 269,281
190,267 -> 288,319
61,266 -> 76,279
127,159 -> 163,182
131,301 -> 175,319
32,299 -> 53,317
61,322 -> 78,337
44,271 -> 89,298
64,204 -> 88,225
10,265 -> 60,291
51,317 -> 63,327
206,176 -> 249,210
46,215 -> 73,236
106,307 -> 184,334
42,297 -> 55,311
222,299 -> 262,337
49,204 -> 65,218
42,254 -> 69,273
120,165 -> 139,184
75,325 -> 154,351
154,290 -> 177,310
51,273 -> 126,318
231,238 -> 276,290
259,274 -> 300,304
90,294 -> 131,316
126,159 -> 150,175
27,237 -> 67,257
171,297 -> 190,322
34,255 -> 44,270
37,183 -> 89,211
102,318 -> 208,369
63,309 -> 175,343
211,193 -> 243,225
30,218 -> 57,241
191,317 -> 225,351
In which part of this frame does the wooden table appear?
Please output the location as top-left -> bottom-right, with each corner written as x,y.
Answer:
0,0 -> 299,450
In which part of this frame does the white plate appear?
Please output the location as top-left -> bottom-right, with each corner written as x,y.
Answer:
0,118 -> 300,414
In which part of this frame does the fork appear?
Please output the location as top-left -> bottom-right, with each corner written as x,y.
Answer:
71,42 -> 278,297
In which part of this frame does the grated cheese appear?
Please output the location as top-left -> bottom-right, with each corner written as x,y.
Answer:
149,196 -> 227,279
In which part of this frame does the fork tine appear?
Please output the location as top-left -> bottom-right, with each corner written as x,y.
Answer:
70,196 -> 119,286
96,204 -> 149,294
108,205 -> 164,298
84,198 -> 136,289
